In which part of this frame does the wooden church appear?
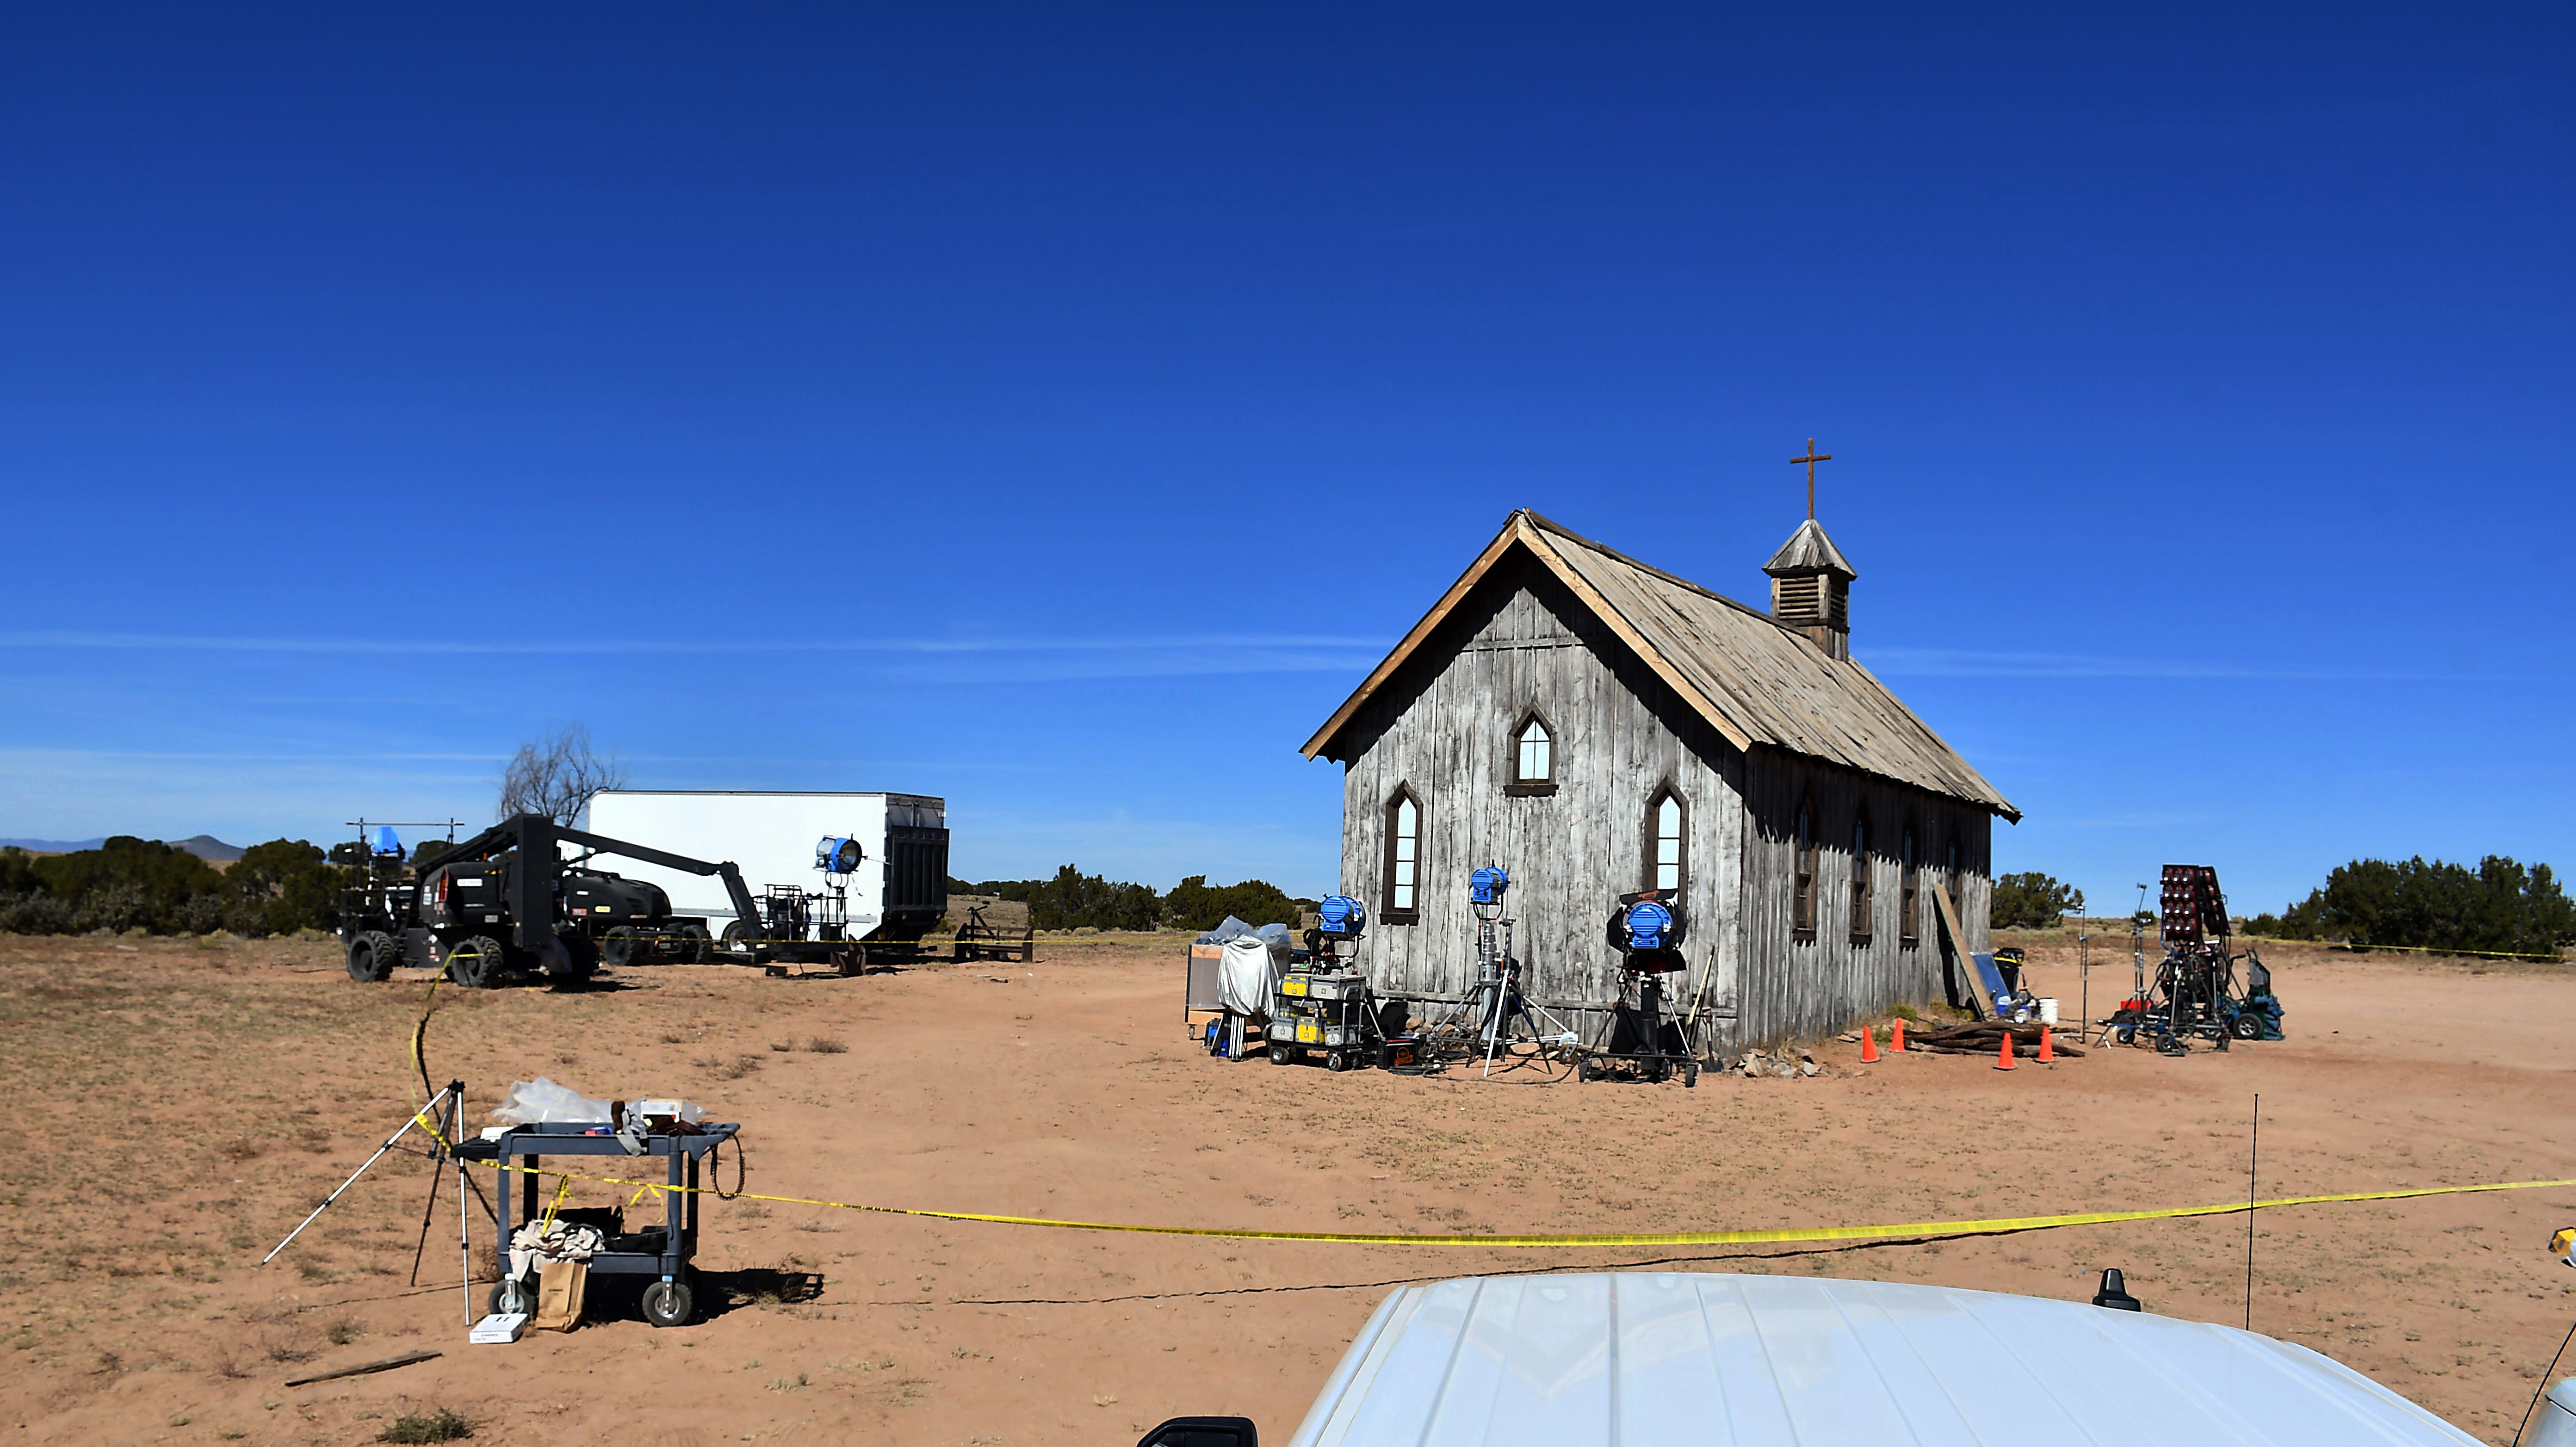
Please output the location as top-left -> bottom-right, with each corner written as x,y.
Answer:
1300,506 -> 2018,1049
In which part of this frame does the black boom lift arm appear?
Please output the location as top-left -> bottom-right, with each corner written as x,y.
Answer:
413,814 -> 768,949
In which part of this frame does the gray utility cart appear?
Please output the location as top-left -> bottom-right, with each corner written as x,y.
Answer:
456,1121 -> 740,1328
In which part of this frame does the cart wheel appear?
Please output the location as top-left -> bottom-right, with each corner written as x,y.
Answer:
641,1275 -> 695,1328
2112,1025 -> 2136,1047
1578,1059 -> 1598,1082
488,1277 -> 533,1316
2230,1011 -> 2263,1040
1683,1061 -> 1700,1088
837,945 -> 866,977
446,935 -> 503,989
1325,1050 -> 1349,1073
1647,1059 -> 1670,1084
1268,1043 -> 1293,1065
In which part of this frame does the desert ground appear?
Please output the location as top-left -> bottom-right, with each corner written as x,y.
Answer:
4,930 -> 2573,1446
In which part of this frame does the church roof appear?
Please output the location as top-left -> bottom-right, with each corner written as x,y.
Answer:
1300,510 -> 2018,820
1764,518 -> 1858,579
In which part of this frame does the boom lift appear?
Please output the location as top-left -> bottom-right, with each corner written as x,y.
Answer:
346,813 -> 765,988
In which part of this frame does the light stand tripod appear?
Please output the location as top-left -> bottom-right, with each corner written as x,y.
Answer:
1418,867 -> 1578,1077
263,1079 -> 479,1323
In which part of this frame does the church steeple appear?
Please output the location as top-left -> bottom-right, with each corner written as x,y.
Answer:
1765,518 -> 1857,660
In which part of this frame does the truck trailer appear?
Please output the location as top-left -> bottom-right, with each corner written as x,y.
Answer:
582,791 -> 949,956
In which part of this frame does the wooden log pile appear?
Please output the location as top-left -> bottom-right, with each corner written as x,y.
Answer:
1906,1021 -> 2085,1059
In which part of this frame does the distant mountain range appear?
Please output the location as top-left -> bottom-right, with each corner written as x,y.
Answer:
1,834 -> 244,862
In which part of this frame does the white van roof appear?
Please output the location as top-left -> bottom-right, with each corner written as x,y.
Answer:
1285,1272 -> 2476,1447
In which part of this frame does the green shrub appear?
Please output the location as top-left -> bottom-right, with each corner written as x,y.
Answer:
0,836 -> 343,937
1990,872 -> 2085,929
1162,875 -> 1301,932
2247,855 -> 2572,958
1025,864 -> 1162,932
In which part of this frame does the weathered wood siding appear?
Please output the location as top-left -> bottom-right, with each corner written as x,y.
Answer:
1335,555 -> 1746,1039
1732,752 -> 1992,1045
1331,547 -> 1997,1050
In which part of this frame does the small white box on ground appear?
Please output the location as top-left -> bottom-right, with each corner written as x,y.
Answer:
470,1312 -> 529,1344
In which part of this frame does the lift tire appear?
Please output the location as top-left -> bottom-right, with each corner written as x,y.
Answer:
1268,1043 -> 1293,1066
600,928 -> 641,969
641,1276 -> 695,1328
346,933 -> 394,983
446,935 -> 504,989
488,1277 -> 533,1316
682,924 -> 713,964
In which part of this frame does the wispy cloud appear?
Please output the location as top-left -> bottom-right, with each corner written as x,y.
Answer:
0,630 -> 1384,658
1859,647 -> 2442,682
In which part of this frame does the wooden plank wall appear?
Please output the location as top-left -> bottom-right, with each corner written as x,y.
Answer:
1335,554 -> 1747,1039
1731,750 -> 1994,1045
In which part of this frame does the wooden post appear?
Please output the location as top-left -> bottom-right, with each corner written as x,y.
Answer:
1932,885 -> 1985,1020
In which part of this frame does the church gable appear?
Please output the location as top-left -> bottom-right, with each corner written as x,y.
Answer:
1304,508 -> 2015,821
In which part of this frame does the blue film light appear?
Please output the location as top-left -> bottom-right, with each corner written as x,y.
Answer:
1470,866 -> 1510,905
372,826 -> 404,860
1624,899 -> 1674,950
815,836 -> 863,874
1318,894 -> 1365,935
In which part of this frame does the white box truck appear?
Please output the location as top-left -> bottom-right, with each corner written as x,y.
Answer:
583,791 -> 949,951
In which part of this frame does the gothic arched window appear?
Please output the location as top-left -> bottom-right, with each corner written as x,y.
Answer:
1505,709 -> 1557,796
1792,794 -> 1818,940
1850,810 -> 1874,942
1645,785 -> 1686,894
1382,785 -> 1422,923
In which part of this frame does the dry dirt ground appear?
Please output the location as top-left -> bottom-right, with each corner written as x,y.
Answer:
4,931 -> 2574,1446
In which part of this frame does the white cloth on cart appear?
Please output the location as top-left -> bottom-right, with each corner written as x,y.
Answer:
508,1219 -> 606,1283
1217,934 -> 1287,1017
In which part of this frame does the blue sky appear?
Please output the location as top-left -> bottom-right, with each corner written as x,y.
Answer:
2,5 -> 2567,914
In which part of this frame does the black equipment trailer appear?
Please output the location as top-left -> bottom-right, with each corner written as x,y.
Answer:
343,814 -> 768,988
950,903 -> 1036,964
457,1121 -> 739,1328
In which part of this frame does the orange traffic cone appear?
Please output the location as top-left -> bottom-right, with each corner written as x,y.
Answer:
1994,1028 -> 2017,1071
1859,1025 -> 1880,1064
2037,1026 -> 2054,1064
1890,1018 -> 1906,1052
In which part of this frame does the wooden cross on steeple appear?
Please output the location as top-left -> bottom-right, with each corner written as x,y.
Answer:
1790,438 -> 1832,519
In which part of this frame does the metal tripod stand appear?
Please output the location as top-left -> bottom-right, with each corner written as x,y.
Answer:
262,1079 -> 479,1323
1423,900 -> 1578,1077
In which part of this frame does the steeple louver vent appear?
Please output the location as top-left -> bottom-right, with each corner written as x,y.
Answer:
1763,519 -> 1856,661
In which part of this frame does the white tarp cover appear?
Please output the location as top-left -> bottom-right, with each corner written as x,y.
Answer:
1218,934 -> 1286,1016
1288,1271 -> 2480,1447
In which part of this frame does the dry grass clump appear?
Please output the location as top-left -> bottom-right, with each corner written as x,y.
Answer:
806,1036 -> 848,1054
377,1407 -> 473,1443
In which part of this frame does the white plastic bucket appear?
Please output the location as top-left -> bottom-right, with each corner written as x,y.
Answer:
2037,998 -> 2060,1024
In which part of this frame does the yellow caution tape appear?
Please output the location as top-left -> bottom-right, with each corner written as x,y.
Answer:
468,1156 -> 2576,1249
